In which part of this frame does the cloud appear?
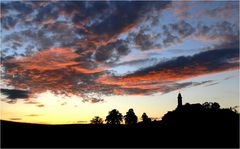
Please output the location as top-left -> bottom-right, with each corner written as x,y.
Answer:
223,74 -> 239,80
82,97 -> 104,104
126,47 -> 238,80
76,120 -> 88,123
34,2 -> 59,25
2,47 -> 110,102
204,82 -> 220,87
1,1 -> 33,28
1,1 -> 171,64
168,20 -> 195,38
195,21 -> 239,45
61,102 -> 67,106
97,47 -> 239,95
25,114 -> 41,117
200,1 -> 239,21
24,101 -> 40,104
95,40 -> 130,63
131,48 -> 237,78
113,58 -> 158,68
10,118 -> 22,121
1,89 -> 29,100
2,46 -> 238,101
161,20 -> 238,48
6,48 -> 79,71
88,1 -> 171,38
1,1 -> 238,103
134,28 -> 161,51
171,1 -> 239,22
1,16 -> 18,30
36,104 -> 45,108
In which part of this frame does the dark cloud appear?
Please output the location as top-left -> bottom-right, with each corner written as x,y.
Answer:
169,20 -> 195,38
1,89 -> 29,100
126,47 -> 239,78
1,16 -> 18,30
204,1 -> 238,20
1,1 -> 170,59
71,1 -> 110,23
196,21 -> 238,41
1,1 -> 33,28
134,28 -> 161,50
97,46 -> 239,95
34,2 -> 59,24
160,20 -> 238,48
163,33 -> 180,47
89,1 -> 171,38
161,20 -> 195,47
82,97 -> 104,104
95,40 -> 130,63
10,1 -> 33,15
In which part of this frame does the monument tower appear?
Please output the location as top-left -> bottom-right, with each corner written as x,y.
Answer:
177,92 -> 182,108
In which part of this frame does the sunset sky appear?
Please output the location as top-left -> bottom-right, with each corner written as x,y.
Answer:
0,1 -> 239,124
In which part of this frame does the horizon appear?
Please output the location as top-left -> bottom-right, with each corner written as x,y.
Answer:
0,1 -> 239,124
1,96 -> 238,125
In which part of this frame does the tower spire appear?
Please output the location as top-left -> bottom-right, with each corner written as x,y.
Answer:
177,92 -> 182,108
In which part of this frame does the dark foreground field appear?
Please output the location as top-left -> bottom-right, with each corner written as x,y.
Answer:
1,119 -> 239,148
1,103 -> 239,148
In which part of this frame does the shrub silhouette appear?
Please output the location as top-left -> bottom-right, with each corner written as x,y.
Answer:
202,102 -> 220,109
90,116 -> 103,124
141,112 -> 151,124
211,102 -> 220,109
124,108 -> 138,125
105,109 -> 123,124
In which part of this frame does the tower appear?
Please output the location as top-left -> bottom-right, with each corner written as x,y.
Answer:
177,92 -> 182,108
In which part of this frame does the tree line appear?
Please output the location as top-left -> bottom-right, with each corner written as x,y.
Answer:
90,108 -> 151,125
90,102 -> 239,125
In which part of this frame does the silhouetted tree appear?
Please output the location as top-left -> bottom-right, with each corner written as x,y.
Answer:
202,102 -> 220,110
202,102 -> 211,109
105,109 -> 123,124
90,116 -> 103,124
141,112 -> 151,124
124,108 -> 138,125
212,102 -> 220,109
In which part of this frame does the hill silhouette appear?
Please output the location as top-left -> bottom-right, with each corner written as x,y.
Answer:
1,102 -> 239,148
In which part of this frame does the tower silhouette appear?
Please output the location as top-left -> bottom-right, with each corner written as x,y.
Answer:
177,93 -> 182,108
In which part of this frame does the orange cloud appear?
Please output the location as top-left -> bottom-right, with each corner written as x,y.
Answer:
73,66 -> 108,74
7,48 -> 79,72
97,47 -> 239,94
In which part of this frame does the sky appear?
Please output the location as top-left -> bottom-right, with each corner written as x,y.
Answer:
0,1 -> 239,124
